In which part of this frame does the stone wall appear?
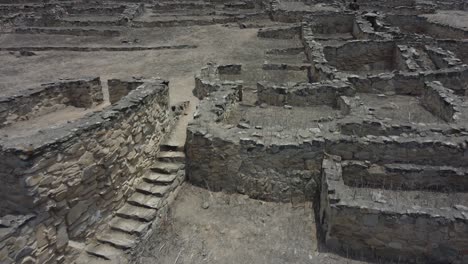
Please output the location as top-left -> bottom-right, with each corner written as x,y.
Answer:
342,160 -> 468,192
187,131 -> 323,202
188,81 -> 321,202
323,41 -> 397,72
436,40 -> 468,64
385,15 -> 468,40
421,81 -> 463,122
257,80 -> 354,107
348,66 -> 468,95
193,63 -> 243,100
308,13 -> 354,35
320,156 -> 468,263
425,45 -> 464,69
326,135 -> 468,167
0,77 -> 103,128
108,78 -> 144,104
0,78 -> 176,264
257,25 -> 300,39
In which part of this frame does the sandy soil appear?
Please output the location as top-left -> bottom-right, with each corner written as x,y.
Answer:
132,184 -> 371,264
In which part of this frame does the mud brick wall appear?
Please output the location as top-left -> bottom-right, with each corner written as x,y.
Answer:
320,156 -> 468,263
0,80 -> 173,264
0,77 -> 103,128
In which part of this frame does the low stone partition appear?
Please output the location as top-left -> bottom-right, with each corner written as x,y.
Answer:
193,62 -> 243,100
188,80 -> 322,202
348,65 -> 468,95
319,155 -> 468,263
302,24 -> 395,82
0,77 -> 103,128
65,4 -> 127,16
425,45 -> 464,69
108,78 -> 144,104
421,81 -> 463,122
322,41 -> 400,73
326,135 -> 468,167
395,45 -> 424,72
257,80 -> 354,107
0,78 -> 177,264
257,25 -> 301,39
437,39 -> 468,64
385,14 -> 468,40
342,160 -> 468,192
188,67 -> 468,205
338,119 -> 417,136
262,62 -> 310,71
307,13 -> 354,35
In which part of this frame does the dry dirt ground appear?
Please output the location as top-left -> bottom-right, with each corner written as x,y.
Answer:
0,24 -> 299,140
132,184 -> 372,264
423,10 -> 468,31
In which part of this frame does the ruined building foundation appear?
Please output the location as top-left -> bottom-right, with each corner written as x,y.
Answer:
0,0 -> 467,264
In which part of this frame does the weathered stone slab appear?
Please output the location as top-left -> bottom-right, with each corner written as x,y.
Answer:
85,242 -> 124,260
150,162 -> 184,174
127,192 -> 162,209
144,172 -> 177,184
157,151 -> 185,162
97,230 -> 136,250
135,183 -> 171,197
116,204 -> 157,222
109,217 -> 150,236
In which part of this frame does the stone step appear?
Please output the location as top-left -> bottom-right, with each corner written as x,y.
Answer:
116,203 -> 157,222
135,182 -> 171,197
150,161 -> 184,174
97,230 -> 137,250
144,172 -> 177,185
157,151 -> 185,162
160,143 -> 185,152
127,192 -> 162,209
85,242 -> 124,261
109,216 -> 151,236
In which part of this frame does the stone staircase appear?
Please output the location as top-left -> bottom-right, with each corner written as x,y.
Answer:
75,143 -> 185,263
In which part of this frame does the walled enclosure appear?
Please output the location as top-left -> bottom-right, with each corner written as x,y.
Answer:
0,0 -> 468,264
0,77 -> 184,263
185,3 -> 468,263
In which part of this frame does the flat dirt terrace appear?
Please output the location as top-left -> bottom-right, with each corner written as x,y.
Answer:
0,24 -> 298,139
0,24 -> 296,102
133,184 -> 371,264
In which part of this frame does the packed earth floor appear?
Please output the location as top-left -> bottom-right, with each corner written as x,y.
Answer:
133,184 -> 371,264
0,1 -> 467,264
